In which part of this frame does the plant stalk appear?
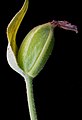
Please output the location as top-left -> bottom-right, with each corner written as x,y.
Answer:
25,75 -> 37,120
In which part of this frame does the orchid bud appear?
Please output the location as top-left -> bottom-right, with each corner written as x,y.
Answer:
17,22 -> 54,78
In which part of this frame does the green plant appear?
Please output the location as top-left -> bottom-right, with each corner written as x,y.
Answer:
6,0 -> 78,120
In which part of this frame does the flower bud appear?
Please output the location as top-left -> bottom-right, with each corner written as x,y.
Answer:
17,22 -> 54,78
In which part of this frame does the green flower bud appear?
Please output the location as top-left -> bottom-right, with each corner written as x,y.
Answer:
17,22 -> 54,78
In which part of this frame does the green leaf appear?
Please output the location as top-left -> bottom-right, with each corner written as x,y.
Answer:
6,0 -> 29,56
6,0 -> 29,77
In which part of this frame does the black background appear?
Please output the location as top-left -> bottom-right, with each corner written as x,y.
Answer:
0,0 -> 82,120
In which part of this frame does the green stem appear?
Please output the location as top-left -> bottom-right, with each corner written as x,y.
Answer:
25,75 -> 37,120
